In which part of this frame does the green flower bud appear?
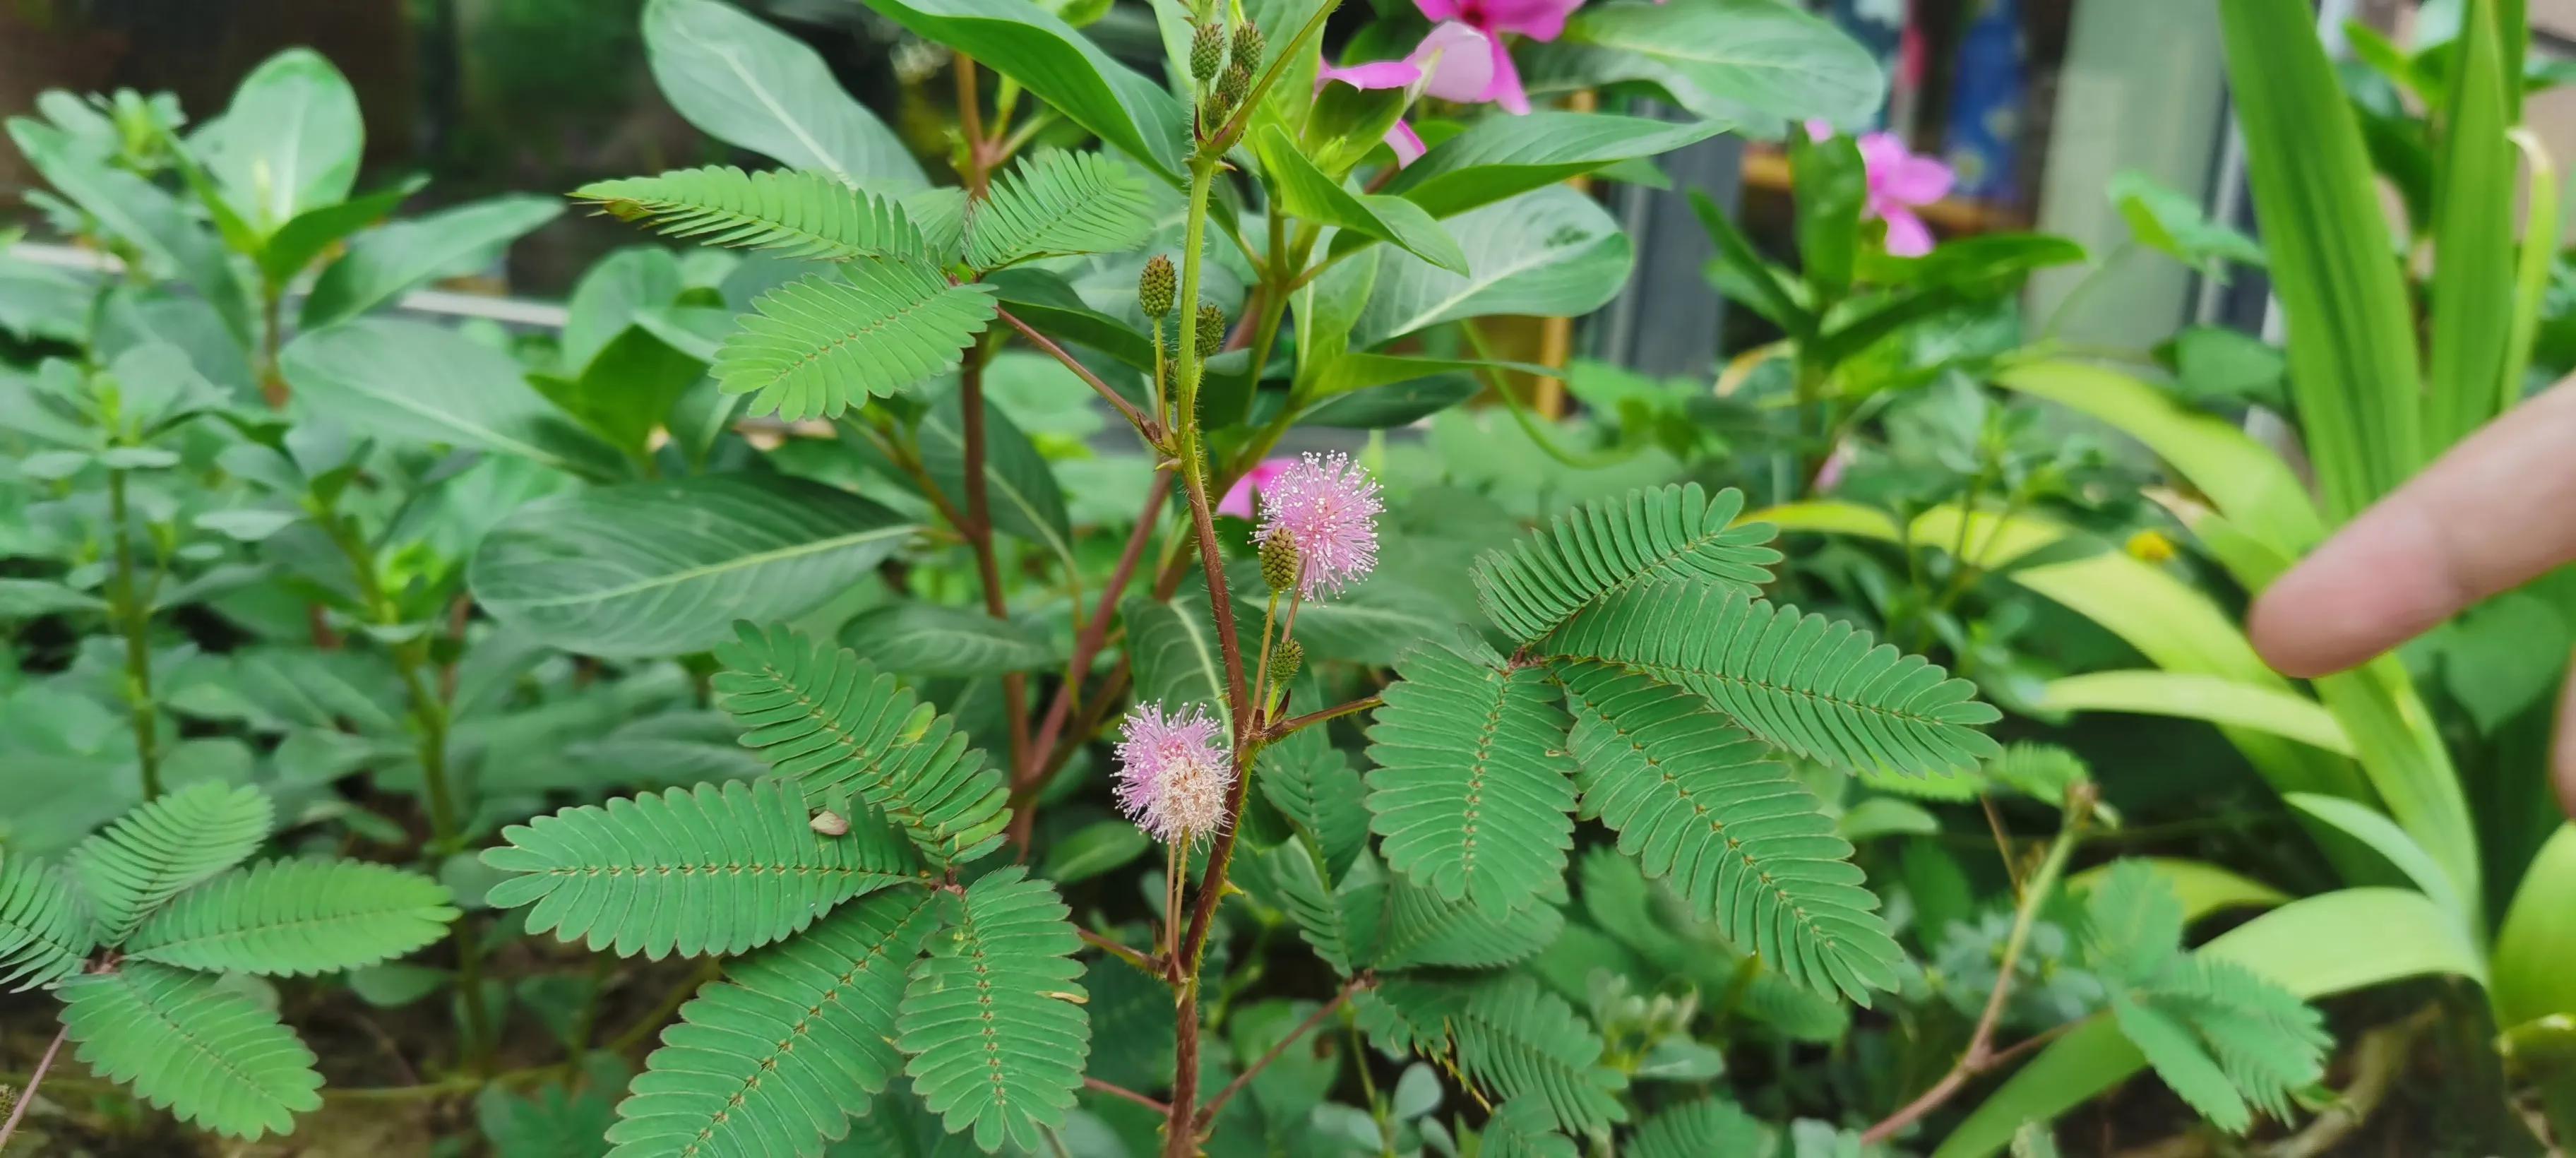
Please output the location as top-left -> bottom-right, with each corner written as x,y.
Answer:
1190,21 -> 1225,83
1259,532 -> 1301,591
1271,638 -> 1304,687
1230,22 -> 1265,74
1218,59 -> 1255,111
1195,302 -> 1227,357
1138,254 -> 1176,318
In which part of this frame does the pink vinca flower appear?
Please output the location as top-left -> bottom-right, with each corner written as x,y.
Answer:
1412,0 -> 1582,114
1254,451 -> 1383,598
1313,23 -> 1494,166
1218,457 -> 1296,518
1805,119 -> 1955,258
1114,703 -> 1234,845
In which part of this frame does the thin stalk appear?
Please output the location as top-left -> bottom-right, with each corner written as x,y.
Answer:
1197,976 -> 1369,1130
999,307 -> 1158,439
0,1027 -> 66,1154
1861,784 -> 2097,1145
1251,589 -> 1282,722
1265,695 -> 1381,741
959,352 -> 1035,780
105,469 -> 161,801
1085,1077 -> 1171,1116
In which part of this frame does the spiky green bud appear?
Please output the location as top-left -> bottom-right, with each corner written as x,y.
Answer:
1272,638 -> 1304,687
1190,21 -> 1225,83
1138,254 -> 1176,318
1218,59 -> 1255,111
1195,302 -> 1226,357
1230,23 -> 1265,74
1259,532 -> 1301,591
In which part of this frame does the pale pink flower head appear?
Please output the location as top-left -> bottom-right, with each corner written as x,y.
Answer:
1114,703 -> 1234,845
1805,120 -> 1955,258
1219,457 -> 1296,518
1412,0 -> 1580,114
1253,451 -> 1383,598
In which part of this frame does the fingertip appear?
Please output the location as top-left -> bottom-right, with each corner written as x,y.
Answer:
2556,655 -> 2576,821
2248,554 -> 2354,679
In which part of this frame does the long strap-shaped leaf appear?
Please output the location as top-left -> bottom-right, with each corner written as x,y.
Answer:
70,780 -> 273,944
58,962 -> 324,1140
898,867 -> 1090,1153
713,259 -> 996,422
1544,579 -> 2000,777
574,166 -> 928,261
124,859 -> 458,977
1557,661 -> 1902,1004
715,622 -> 1013,866
1471,482 -> 1779,643
0,852 -> 90,991
608,888 -> 943,1158
483,777 -> 922,960
1365,638 -> 1578,918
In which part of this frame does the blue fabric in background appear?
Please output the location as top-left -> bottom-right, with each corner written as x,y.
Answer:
1945,0 -> 2026,201
1823,0 -> 1907,131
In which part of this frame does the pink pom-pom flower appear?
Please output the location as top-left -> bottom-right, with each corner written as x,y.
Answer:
1114,703 -> 1234,846
1253,451 -> 1383,599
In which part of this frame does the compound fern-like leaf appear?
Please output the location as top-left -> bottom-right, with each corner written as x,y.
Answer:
963,150 -> 1156,270
1363,976 -> 1626,1135
1471,483 -> 1779,643
1377,871 -> 1563,972
1365,638 -> 1577,917
69,780 -> 272,944
1544,580 -> 2001,777
479,1082 -> 619,1158
484,778 -> 922,960
57,962 -> 323,1140
1481,1099 -> 1579,1158
715,622 -> 1013,866
898,867 -> 1089,1154
124,859 -> 459,977
2154,957 -> 2330,1126
575,167 -> 927,261
1258,738 -> 1371,878
1555,661 -> 1901,1004
713,261 -> 996,422
1263,840 -> 1362,977
0,851 -> 90,991
1628,1097 -> 1770,1158
609,888 -> 944,1158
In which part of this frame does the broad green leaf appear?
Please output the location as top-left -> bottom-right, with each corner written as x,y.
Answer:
2495,825 -> 2576,1027
468,473 -> 915,657
2064,858 -> 2287,925
532,325 -> 705,460
1353,186 -> 1632,349
917,383 -> 1075,563
856,0 -> 1190,181
1531,0 -> 1884,135
1125,593 -> 1229,725
191,49 -> 362,234
837,602 -> 1057,676
301,195 -> 562,327
0,258 -> 90,343
1254,125 -> 1467,273
279,317 -> 628,479
2109,169 -> 2263,277
1383,112 -> 1724,220
564,246 -> 685,371
643,0 -> 927,190
1791,131 -> 1863,294
1039,820 -> 1152,884
256,174 -> 429,286
8,119 -> 251,342
2036,671 -> 2353,757
985,267 -> 1157,374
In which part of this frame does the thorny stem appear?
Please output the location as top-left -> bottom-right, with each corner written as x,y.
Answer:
1197,976 -> 1371,1131
0,1027 -> 66,1154
316,502 -> 491,1073
105,469 -> 161,802
1861,783 -> 2098,1145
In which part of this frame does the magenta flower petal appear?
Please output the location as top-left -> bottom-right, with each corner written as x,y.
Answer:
1480,33 -> 1531,114
1803,118 -> 1835,143
1114,703 -> 1233,845
1880,208 -> 1935,258
1386,119 -> 1429,167
1882,153 -> 1957,206
1218,457 -> 1294,518
1413,0 -> 1466,22
1253,451 -> 1384,599
1482,0 -> 1580,42
1318,59 -> 1424,91
1409,21 -> 1496,103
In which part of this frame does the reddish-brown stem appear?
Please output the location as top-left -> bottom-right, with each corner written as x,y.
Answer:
1264,695 -> 1381,741
1197,976 -> 1369,1131
1084,1077 -> 1171,1116
1165,996 -> 1205,1158
996,306 -> 1159,441
955,55 -> 990,198
1078,927 -> 1162,977
0,1026 -> 67,1152
957,357 -> 1035,791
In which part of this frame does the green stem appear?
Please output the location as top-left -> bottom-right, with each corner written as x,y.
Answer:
106,468 -> 162,802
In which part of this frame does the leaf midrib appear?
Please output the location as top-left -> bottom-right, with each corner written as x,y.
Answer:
496,523 -> 911,610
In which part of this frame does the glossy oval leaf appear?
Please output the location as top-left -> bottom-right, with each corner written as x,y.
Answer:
279,317 -> 628,480
468,473 -> 917,657
1529,0 -> 1884,136
856,0 -> 1189,181
1254,125 -> 1467,273
191,48 -> 363,234
1381,112 -> 1724,220
1353,186 -> 1633,349
643,0 -> 927,191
